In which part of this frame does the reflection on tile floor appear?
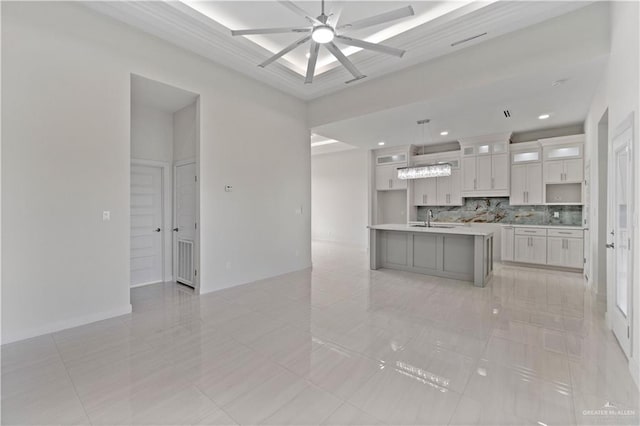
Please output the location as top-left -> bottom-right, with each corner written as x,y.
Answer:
2,241 -> 639,425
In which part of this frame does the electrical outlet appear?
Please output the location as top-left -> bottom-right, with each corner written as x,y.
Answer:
553,212 -> 560,218
225,261 -> 231,270
102,211 -> 111,221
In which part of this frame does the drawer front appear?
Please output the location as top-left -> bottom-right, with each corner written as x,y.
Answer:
514,227 -> 547,237
547,228 -> 583,238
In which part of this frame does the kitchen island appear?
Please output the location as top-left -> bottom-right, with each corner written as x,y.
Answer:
369,224 -> 495,287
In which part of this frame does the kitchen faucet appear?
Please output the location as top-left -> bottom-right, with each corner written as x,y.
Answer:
426,209 -> 434,227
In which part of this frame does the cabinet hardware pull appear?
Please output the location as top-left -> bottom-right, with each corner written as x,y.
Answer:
474,178 -> 476,190
389,179 -> 392,189
491,177 -> 495,189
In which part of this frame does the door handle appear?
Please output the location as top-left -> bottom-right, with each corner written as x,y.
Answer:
154,228 -> 161,232
173,228 -> 179,232
606,243 -> 615,249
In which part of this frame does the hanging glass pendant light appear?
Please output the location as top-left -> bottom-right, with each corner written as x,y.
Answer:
396,118 -> 452,180
397,163 -> 452,179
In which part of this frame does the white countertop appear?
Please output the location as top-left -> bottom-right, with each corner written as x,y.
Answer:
409,221 -> 584,230
500,224 -> 585,230
369,224 -> 495,236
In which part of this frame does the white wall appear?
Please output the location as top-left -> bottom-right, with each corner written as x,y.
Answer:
131,103 -> 174,163
173,102 -> 197,162
584,1 -> 640,386
311,149 -> 368,248
1,2 -> 310,344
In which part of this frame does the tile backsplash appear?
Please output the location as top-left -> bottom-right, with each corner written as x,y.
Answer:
416,198 -> 582,226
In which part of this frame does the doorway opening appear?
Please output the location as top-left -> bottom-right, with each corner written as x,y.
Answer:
130,74 -> 201,293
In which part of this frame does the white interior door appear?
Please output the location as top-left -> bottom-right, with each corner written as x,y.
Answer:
608,124 -> 633,357
130,165 -> 164,287
174,162 -> 197,287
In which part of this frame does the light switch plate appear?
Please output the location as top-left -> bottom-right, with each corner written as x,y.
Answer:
225,185 -> 233,192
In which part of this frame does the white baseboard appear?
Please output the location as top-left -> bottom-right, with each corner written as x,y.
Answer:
130,280 -> 164,289
2,304 -> 133,345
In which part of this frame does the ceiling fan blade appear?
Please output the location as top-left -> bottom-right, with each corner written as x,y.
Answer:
278,1 -> 322,25
258,35 -> 311,68
335,35 -> 406,57
327,1 -> 345,27
305,42 -> 320,84
325,42 -> 366,83
337,5 -> 415,31
231,27 -> 310,36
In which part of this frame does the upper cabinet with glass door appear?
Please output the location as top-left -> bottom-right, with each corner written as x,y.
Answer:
459,133 -> 511,197
540,134 -> 585,204
510,141 -> 542,205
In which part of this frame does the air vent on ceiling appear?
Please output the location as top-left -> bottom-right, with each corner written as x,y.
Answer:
503,110 -> 511,118
451,32 -> 488,47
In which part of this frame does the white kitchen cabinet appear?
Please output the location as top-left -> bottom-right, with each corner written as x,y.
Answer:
544,159 -> 583,183
564,159 -> 584,182
566,238 -> 584,268
502,226 -> 515,261
413,177 -> 437,205
547,229 -> 584,268
547,237 -> 583,268
463,153 -> 509,195
412,170 -> 462,206
546,237 -> 565,267
476,156 -> 492,190
436,170 -> 462,206
504,226 -> 583,270
462,156 -> 476,191
514,228 -> 547,264
376,153 -> 407,165
510,163 -> 542,205
376,164 -> 407,191
459,133 -> 511,197
491,153 -> 509,191
515,235 -> 547,264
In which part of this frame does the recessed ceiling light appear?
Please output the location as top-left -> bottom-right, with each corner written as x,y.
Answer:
378,141 -> 385,146
305,52 -> 311,59
440,131 -> 449,136
538,114 -> 550,120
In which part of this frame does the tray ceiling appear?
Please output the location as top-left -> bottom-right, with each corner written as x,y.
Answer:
85,1 -> 591,100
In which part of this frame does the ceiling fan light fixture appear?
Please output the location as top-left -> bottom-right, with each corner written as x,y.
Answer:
312,25 -> 335,44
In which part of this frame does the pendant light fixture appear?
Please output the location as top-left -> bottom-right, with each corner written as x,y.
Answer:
397,119 -> 452,180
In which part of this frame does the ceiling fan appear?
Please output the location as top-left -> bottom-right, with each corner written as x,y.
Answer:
230,0 -> 415,84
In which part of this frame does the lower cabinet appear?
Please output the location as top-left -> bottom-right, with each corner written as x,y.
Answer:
547,237 -> 584,268
501,226 -> 515,261
514,235 -> 547,265
505,226 -> 583,270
